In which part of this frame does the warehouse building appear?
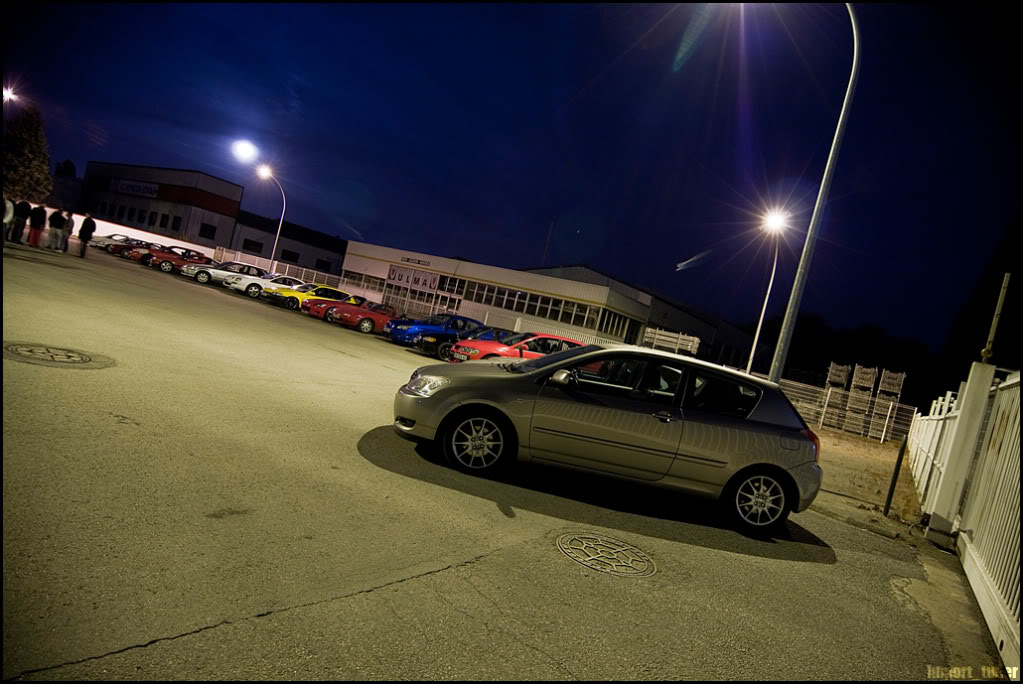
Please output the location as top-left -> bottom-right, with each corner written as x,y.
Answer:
336,241 -> 751,363
82,162 -> 244,249
231,210 -> 348,274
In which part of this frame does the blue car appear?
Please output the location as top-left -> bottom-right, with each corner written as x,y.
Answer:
384,313 -> 485,345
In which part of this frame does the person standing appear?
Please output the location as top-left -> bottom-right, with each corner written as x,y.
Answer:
47,208 -> 67,251
12,199 -> 32,244
3,196 -> 12,245
28,204 -> 47,247
62,210 -> 75,252
77,213 -> 96,258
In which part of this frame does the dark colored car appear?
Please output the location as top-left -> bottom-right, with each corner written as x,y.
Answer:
414,326 -> 516,361
384,313 -> 485,346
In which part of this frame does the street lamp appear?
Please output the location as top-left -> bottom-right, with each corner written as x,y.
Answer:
256,164 -> 287,270
768,2 -> 861,382
3,87 -> 17,103
746,210 -> 789,374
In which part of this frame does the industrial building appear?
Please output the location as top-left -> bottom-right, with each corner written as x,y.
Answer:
82,162 -> 243,249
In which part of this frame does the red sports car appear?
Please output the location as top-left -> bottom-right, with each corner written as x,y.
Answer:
148,247 -> 215,272
449,332 -> 584,362
125,244 -> 191,266
107,239 -> 164,257
307,298 -> 400,334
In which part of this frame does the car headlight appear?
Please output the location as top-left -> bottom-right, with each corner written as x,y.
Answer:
405,374 -> 449,397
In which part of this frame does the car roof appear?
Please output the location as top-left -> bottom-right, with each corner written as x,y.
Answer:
587,345 -> 780,390
530,333 -> 584,343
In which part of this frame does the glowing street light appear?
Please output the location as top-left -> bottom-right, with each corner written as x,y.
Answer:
747,210 -> 790,374
3,87 -> 17,103
231,140 -> 259,163
255,165 -> 287,269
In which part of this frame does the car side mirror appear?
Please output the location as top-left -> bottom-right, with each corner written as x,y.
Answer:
550,369 -> 574,386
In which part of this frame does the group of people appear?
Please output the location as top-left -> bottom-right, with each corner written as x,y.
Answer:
3,196 -> 97,258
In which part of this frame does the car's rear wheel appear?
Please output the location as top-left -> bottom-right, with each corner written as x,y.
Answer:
325,307 -> 337,323
285,297 -> 300,310
358,318 -> 374,334
159,261 -> 174,272
442,412 -> 514,475
196,271 -> 211,284
725,468 -> 791,532
246,284 -> 261,298
437,342 -> 454,361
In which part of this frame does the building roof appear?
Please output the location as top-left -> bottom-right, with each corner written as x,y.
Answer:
236,210 -> 348,254
523,263 -> 748,337
85,160 -> 244,190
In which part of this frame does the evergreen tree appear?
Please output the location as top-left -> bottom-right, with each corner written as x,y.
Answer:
3,106 -> 53,202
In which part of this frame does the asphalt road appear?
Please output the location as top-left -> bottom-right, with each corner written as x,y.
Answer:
0,242 -> 994,680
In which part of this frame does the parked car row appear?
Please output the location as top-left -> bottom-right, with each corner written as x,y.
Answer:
88,234 -> 586,365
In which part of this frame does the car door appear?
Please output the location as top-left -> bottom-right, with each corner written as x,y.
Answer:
529,353 -> 687,481
672,367 -> 767,485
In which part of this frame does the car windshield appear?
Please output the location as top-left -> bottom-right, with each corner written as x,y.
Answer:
423,314 -> 453,325
506,344 -> 604,373
501,332 -> 537,346
294,284 -> 316,292
368,303 -> 392,314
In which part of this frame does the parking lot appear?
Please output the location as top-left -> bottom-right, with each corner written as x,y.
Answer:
2,242 -> 1003,680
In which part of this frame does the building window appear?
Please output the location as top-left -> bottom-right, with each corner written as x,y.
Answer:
585,307 -> 600,330
159,213 -> 169,228
280,249 -> 300,263
513,292 -> 527,313
560,301 -> 576,324
148,211 -> 157,227
171,216 -> 182,231
117,205 -> 126,220
127,207 -> 136,221
366,274 -> 385,293
315,258 -> 332,272
242,238 -> 264,254
198,223 -> 217,240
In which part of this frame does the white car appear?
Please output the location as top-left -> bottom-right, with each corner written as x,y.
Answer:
223,273 -> 307,298
89,233 -> 132,248
180,261 -> 268,285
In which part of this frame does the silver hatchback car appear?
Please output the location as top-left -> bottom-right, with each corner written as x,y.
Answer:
393,345 -> 822,531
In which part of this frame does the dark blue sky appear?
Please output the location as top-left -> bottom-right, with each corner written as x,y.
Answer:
6,4 -> 1019,349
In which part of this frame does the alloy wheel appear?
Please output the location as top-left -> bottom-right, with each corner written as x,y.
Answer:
450,417 -> 504,470
359,318 -> 374,333
734,475 -> 786,526
246,285 -> 261,298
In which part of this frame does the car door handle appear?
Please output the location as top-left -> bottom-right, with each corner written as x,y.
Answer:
652,411 -> 675,423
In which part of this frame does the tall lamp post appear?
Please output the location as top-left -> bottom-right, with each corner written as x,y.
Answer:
747,210 -> 789,374
767,2 -> 860,383
257,164 -> 286,271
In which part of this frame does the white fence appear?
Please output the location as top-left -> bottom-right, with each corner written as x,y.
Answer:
956,372 -> 1020,672
908,371 -> 1020,672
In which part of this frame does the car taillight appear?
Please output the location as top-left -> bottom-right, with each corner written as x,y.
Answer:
801,428 -> 821,463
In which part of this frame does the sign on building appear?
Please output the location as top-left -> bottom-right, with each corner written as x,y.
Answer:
112,178 -> 160,198
387,264 -> 439,292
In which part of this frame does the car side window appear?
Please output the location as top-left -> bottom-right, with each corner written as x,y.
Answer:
683,371 -> 761,418
225,264 -> 245,272
568,356 -> 648,398
523,338 -> 546,353
635,363 -> 686,405
450,319 -> 465,330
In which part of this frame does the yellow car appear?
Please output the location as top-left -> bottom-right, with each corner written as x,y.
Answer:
259,283 -> 357,311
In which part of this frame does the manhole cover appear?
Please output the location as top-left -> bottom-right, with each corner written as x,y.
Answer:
557,533 -> 656,577
3,342 -> 116,370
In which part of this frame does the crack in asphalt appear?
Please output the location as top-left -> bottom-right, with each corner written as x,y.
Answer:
5,551 -> 496,680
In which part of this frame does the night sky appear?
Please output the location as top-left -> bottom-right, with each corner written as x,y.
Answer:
5,4 -> 1019,353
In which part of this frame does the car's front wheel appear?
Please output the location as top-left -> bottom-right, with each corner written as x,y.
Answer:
105,245 -> 115,253
159,261 -> 174,272
285,297 -> 300,310
195,271 -> 211,284
324,307 -> 338,323
246,284 -> 261,298
725,469 -> 791,532
442,412 -> 514,475
437,342 -> 454,361
358,318 -> 374,334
